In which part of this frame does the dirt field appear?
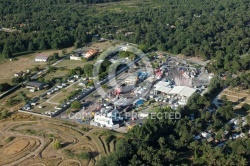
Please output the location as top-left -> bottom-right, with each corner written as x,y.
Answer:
0,54 -> 45,84
0,47 -> 74,84
89,41 -> 114,51
0,88 -> 47,112
0,113 -> 122,166
220,87 -> 250,109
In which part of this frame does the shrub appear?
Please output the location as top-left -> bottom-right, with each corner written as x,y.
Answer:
5,136 -> 15,143
105,135 -> 116,144
52,139 -> 61,150
78,152 -> 90,160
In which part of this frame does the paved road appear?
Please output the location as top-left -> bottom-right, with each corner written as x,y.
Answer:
54,53 -> 147,117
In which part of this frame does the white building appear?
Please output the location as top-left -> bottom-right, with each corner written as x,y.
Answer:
35,54 -> 50,62
93,109 -> 120,128
154,81 -> 171,95
70,55 -> 81,60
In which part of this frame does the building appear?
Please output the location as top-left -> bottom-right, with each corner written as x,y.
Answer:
125,75 -> 138,85
154,81 -> 171,95
78,80 -> 88,87
70,54 -> 81,60
83,49 -> 98,59
35,54 -> 50,62
14,71 -> 24,77
153,82 -> 196,105
168,86 -> 196,98
93,109 -> 120,128
26,81 -> 48,90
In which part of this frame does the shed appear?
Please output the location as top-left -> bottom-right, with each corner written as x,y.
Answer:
35,54 -> 50,62
26,81 -> 47,90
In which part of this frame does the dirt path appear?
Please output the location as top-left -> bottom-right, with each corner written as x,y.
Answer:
1,122 -> 45,166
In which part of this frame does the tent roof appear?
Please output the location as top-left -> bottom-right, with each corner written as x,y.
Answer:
169,86 -> 196,97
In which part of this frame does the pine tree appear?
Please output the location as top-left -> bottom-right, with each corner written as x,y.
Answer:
2,42 -> 12,58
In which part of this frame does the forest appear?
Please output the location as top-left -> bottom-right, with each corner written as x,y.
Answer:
98,80 -> 250,165
0,0 -> 249,61
0,0 -> 250,164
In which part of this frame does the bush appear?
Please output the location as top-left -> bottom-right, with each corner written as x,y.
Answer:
81,127 -> 91,132
5,136 -> 15,143
64,149 -> 75,158
0,83 -> 11,93
0,110 -> 10,119
64,149 -> 90,160
105,135 -> 116,144
242,103 -> 250,111
71,101 -> 81,110
52,139 -> 61,150
78,152 -> 90,160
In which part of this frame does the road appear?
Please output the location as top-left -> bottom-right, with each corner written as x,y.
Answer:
30,56 -> 68,80
53,53 -> 147,117
0,56 -> 68,100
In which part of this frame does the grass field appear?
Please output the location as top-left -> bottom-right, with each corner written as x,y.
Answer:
0,88 -> 47,112
0,47 -> 74,84
56,60 -> 86,69
48,82 -> 81,104
32,102 -> 58,114
44,69 -> 69,80
0,114 -> 123,166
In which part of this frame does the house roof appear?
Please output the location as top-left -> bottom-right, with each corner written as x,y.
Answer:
84,49 -> 98,58
154,81 -> 170,89
156,86 -> 172,94
35,54 -> 50,60
169,86 -> 196,97
26,81 -> 46,88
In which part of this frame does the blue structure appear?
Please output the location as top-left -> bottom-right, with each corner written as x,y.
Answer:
138,72 -> 148,81
134,99 -> 145,107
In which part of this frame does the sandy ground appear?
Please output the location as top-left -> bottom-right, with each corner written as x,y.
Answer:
0,114 -> 120,166
220,88 -> 250,108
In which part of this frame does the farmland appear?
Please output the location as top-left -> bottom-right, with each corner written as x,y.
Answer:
0,113 -> 122,166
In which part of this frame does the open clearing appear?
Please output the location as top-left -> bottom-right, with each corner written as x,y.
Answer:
0,47 -> 74,84
44,70 -> 69,80
89,41 -> 114,51
0,113 -> 123,166
220,87 -> 250,110
55,60 -> 87,69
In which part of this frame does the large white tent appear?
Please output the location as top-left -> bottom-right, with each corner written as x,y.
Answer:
169,86 -> 196,97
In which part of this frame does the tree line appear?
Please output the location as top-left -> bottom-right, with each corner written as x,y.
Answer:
0,0 -> 249,61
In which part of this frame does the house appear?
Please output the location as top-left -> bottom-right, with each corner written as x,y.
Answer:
35,54 -> 50,62
83,49 -> 98,59
26,81 -> 48,90
70,54 -> 82,60
79,80 -> 88,87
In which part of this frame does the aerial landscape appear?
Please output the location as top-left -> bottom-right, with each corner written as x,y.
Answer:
0,0 -> 250,165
